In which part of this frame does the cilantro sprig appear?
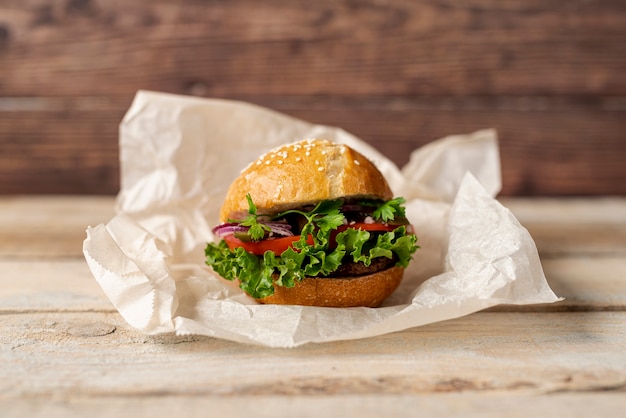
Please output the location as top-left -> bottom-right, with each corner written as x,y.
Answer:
234,194 -> 271,241
274,199 -> 345,248
361,197 -> 407,222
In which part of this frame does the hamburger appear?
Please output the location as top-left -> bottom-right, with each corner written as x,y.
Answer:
205,139 -> 419,307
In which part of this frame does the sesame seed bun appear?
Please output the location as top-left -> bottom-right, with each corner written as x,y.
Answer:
219,139 -> 393,222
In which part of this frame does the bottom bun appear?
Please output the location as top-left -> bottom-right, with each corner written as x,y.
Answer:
255,266 -> 405,308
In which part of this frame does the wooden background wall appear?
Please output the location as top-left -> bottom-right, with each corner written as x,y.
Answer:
1,0 -> 625,196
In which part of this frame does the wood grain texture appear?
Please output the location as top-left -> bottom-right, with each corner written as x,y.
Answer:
0,260 -> 113,312
0,197 -> 625,416
2,311 -> 625,398
1,1 -> 626,196
2,96 -> 625,196
0,196 -> 114,258
1,0 -> 625,96
2,255 -> 624,314
2,394 -> 626,418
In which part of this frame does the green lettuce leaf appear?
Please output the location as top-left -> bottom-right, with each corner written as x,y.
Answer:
205,226 -> 419,299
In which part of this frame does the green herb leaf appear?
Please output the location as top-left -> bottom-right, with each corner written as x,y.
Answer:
359,197 -> 407,222
370,197 -> 407,222
311,199 -> 343,215
276,199 -> 345,248
237,193 -> 270,241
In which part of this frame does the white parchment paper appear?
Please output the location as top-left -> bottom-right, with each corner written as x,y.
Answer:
83,90 -> 561,347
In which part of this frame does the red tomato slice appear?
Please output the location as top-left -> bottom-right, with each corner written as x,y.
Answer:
223,234 -> 314,256
223,223 -> 408,256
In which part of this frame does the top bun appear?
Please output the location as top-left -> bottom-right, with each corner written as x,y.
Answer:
220,139 -> 393,221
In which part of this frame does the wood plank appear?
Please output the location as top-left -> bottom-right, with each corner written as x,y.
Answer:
0,196 -> 114,258
501,197 -> 626,224
0,103 -> 123,195
284,99 -> 626,196
2,393 -> 625,418
1,97 -> 625,195
1,255 -> 624,313
1,311 -> 625,397
0,260 -> 112,312
1,1 -> 625,96
502,197 -> 626,256
540,258 -> 626,310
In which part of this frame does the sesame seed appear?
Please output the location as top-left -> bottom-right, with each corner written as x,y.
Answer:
256,160 -> 262,165
318,166 -> 324,171
305,151 -> 311,156
295,157 -> 302,162
265,161 -> 270,165
277,160 -> 283,164
315,160 -> 320,165
354,159 -> 360,165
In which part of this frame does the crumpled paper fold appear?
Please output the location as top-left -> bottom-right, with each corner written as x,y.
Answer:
83,90 -> 560,347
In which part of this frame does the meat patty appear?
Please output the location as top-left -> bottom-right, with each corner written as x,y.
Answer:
323,255 -> 398,278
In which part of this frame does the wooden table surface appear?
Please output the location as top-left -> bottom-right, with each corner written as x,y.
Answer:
1,196 -> 625,417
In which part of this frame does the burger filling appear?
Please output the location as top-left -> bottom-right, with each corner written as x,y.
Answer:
205,194 -> 419,299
